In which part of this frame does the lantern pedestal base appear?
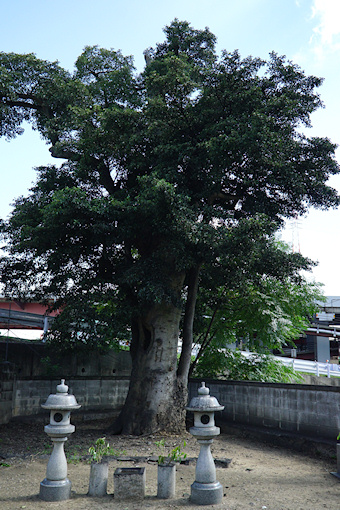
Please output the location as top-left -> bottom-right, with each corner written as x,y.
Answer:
40,478 -> 72,501
190,480 -> 223,505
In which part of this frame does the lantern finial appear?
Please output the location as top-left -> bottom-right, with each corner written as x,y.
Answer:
198,381 -> 209,395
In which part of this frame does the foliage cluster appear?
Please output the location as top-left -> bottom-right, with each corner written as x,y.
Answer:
155,439 -> 187,465
193,348 -> 303,383
189,274 -> 323,375
88,437 -> 121,463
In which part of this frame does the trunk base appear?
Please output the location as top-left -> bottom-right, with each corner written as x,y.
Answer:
116,379 -> 187,435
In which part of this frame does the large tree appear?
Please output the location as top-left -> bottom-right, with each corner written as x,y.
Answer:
0,20 -> 339,434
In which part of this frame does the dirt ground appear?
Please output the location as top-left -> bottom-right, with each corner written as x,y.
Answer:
0,418 -> 339,510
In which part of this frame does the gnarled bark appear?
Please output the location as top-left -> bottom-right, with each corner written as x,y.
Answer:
116,300 -> 187,435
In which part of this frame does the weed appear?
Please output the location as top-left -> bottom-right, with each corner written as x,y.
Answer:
65,444 -> 87,464
155,439 -> 187,465
88,437 -> 111,463
88,438 -> 126,463
40,443 -> 53,455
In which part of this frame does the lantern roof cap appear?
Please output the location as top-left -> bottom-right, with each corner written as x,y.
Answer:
41,379 -> 81,411
186,382 -> 224,412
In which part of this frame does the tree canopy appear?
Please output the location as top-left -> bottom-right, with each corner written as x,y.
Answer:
190,269 -> 323,377
0,19 -> 338,434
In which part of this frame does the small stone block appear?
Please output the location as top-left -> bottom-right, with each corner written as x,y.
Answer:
214,458 -> 232,468
114,467 -> 145,500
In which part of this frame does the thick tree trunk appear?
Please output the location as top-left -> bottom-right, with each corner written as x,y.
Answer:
116,289 -> 188,435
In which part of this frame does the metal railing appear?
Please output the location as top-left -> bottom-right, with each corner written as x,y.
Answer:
280,356 -> 340,378
241,351 -> 340,378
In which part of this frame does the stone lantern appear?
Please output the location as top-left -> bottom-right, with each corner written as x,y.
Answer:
39,379 -> 81,501
186,381 -> 224,505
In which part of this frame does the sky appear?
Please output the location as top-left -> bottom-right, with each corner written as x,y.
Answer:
1,0 -> 340,295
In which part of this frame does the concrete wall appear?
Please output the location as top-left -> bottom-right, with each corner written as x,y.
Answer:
3,377 -> 340,441
0,362 -> 16,424
2,342 -> 340,441
0,343 -> 132,424
11,377 -> 130,420
189,380 -> 340,440
0,341 -> 132,378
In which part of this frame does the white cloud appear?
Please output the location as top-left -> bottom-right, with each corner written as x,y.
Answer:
310,0 -> 340,54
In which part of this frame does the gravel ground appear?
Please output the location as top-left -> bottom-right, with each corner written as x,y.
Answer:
0,419 -> 339,510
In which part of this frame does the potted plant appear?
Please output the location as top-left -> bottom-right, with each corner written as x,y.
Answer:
155,439 -> 186,499
88,437 -> 111,497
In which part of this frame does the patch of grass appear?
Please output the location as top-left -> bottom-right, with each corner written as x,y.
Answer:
108,446 -> 126,457
39,443 -> 53,455
66,444 -> 87,464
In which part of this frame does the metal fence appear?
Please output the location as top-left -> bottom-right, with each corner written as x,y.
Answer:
241,351 -> 340,378
281,356 -> 340,378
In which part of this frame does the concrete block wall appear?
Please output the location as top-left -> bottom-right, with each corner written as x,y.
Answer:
0,344 -> 132,424
69,378 -> 129,411
189,380 -> 340,440
12,379 -> 52,418
0,341 -> 132,378
0,379 -> 14,424
3,374 -> 340,440
0,362 -> 16,424
9,377 -> 130,422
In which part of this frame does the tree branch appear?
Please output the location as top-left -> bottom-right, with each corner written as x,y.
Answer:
48,145 -> 80,161
188,286 -> 228,377
207,191 -> 241,210
1,98 -> 40,110
189,308 -> 219,377
98,161 -> 117,195
177,265 -> 201,381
